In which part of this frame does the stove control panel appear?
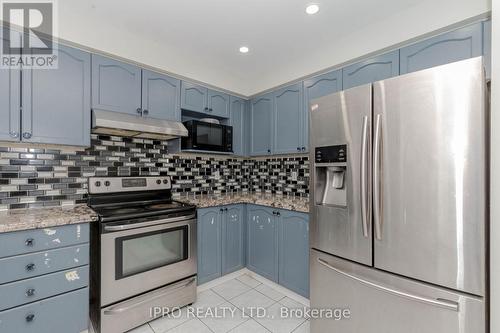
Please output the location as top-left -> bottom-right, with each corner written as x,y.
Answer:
88,176 -> 171,194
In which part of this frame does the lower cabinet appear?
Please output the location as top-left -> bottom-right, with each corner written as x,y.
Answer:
197,205 -> 245,284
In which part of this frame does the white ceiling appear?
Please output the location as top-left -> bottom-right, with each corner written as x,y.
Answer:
58,0 -> 490,96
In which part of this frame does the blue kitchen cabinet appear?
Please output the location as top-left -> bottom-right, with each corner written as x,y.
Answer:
230,96 -> 247,156
141,69 -> 181,121
483,20 -> 491,79
0,27 -> 21,142
273,83 -> 304,154
250,92 -> 273,156
303,70 -> 343,152
222,205 -> 245,275
197,207 -> 222,284
208,89 -> 230,118
180,81 -> 208,114
400,22 -> 482,74
278,210 -> 309,297
92,54 -> 142,115
22,43 -> 91,146
343,50 -> 399,89
247,205 -> 278,282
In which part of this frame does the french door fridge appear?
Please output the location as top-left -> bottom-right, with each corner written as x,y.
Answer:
309,57 -> 487,332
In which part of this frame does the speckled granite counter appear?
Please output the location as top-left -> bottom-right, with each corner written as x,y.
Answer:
0,205 -> 98,233
176,193 -> 309,213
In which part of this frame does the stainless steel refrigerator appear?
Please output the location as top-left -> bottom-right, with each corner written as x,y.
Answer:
309,57 -> 487,332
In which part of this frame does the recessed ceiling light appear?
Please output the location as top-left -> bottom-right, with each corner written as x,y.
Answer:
239,46 -> 249,54
305,4 -> 319,15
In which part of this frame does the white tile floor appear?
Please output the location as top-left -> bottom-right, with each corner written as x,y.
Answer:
125,272 -> 310,333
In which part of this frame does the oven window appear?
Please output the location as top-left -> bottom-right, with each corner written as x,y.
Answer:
197,123 -> 222,146
115,226 -> 188,279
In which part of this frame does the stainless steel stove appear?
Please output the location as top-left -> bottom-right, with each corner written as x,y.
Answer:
88,176 -> 197,333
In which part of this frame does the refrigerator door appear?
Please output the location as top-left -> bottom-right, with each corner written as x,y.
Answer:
372,57 -> 486,296
310,249 -> 485,333
309,84 -> 372,265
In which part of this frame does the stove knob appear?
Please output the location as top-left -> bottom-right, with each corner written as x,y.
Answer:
163,179 -> 168,184
95,181 -> 101,187
104,181 -> 111,187
156,180 -> 162,185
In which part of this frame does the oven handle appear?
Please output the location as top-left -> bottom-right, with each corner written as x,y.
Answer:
103,214 -> 196,232
103,277 -> 196,315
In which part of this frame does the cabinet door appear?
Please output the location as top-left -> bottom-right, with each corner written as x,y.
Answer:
343,50 -> 399,89
273,83 -> 303,154
247,205 -> 278,282
230,96 -> 246,156
0,27 -> 21,142
278,210 -> 309,297
141,70 -> 181,121
22,44 -> 91,146
180,81 -> 208,113
222,205 -> 245,275
483,20 -> 491,79
250,93 -> 273,156
400,23 -> 482,74
303,70 -> 342,152
208,89 -> 230,118
91,54 -> 141,115
197,207 -> 221,284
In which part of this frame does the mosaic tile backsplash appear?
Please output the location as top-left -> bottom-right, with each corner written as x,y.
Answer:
0,134 -> 310,210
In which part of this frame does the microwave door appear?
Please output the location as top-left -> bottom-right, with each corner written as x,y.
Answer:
195,122 -> 223,151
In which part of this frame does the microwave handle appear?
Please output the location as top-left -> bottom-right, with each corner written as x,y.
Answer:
103,214 -> 196,232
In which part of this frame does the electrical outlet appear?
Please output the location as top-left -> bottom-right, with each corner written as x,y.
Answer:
291,171 -> 298,181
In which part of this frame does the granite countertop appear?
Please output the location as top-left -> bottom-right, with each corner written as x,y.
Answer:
0,205 -> 98,234
177,192 -> 309,213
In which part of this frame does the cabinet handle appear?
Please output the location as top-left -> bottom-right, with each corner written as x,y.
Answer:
224,208 -> 228,212
136,108 -> 143,115
204,107 -> 209,111
220,208 -> 224,212
9,131 -> 19,138
25,314 -> 35,323
26,288 -> 35,297
209,108 -> 213,112
276,211 -> 281,216
25,238 -> 34,247
267,149 -> 271,154
142,109 -> 149,115
26,263 -> 36,272
297,147 -> 300,151
22,132 -> 32,139
301,147 -> 306,151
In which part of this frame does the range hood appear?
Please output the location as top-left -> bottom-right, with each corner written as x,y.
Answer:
92,109 -> 188,140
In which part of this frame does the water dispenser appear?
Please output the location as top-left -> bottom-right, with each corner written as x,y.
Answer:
314,145 -> 347,207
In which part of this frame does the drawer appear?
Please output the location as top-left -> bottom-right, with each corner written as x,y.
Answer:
0,223 -> 89,259
0,266 -> 89,311
0,287 -> 88,333
0,244 -> 89,284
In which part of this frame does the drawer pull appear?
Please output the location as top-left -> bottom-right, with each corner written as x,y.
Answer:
25,238 -> 34,247
26,288 -> 36,297
26,263 -> 36,272
25,313 -> 35,322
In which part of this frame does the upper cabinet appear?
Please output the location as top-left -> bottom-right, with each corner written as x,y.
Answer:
180,82 -> 207,114
303,70 -> 342,151
230,96 -> 247,156
250,92 -> 273,156
91,55 -> 142,115
141,70 -> 181,121
343,50 -> 399,89
273,83 -> 304,154
0,28 -> 21,142
22,44 -> 91,146
400,22 -> 482,74
207,89 -> 230,118
483,20 -> 491,79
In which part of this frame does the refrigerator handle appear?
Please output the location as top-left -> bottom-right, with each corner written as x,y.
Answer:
373,113 -> 383,240
360,115 -> 370,238
317,258 -> 459,312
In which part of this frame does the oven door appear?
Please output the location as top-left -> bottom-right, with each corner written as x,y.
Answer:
192,121 -> 226,151
100,216 -> 197,306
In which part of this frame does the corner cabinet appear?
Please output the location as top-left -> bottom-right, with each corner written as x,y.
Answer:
141,70 -> 181,121
273,83 -> 304,154
250,93 -> 273,156
222,205 -> 245,275
230,96 -> 247,156
400,22 -> 483,74
91,54 -> 142,115
342,50 -> 399,90
22,44 -> 91,146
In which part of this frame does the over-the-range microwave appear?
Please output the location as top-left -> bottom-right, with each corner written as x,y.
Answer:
181,120 -> 233,153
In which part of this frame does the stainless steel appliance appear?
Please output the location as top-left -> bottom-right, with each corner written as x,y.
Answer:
181,119 -> 233,153
88,176 -> 197,333
309,57 -> 488,332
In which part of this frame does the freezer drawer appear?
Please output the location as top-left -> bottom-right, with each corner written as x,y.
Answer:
310,249 -> 485,333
